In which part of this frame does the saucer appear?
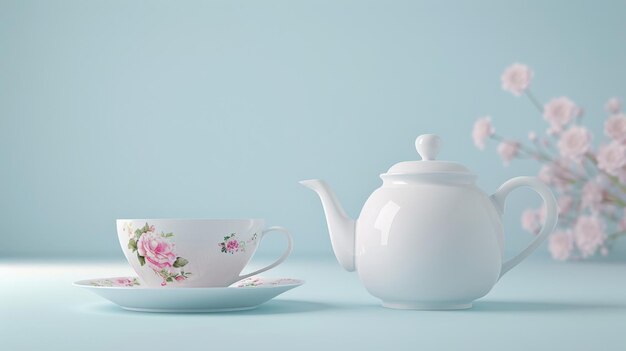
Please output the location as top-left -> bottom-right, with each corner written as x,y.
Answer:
74,276 -> 304,313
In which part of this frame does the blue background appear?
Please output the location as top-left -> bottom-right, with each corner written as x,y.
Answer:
1,0 -> 625,259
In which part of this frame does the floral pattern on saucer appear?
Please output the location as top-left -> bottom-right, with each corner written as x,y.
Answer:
218,232 -> 258,254
75,276 -> 304,312
90,277 -> 141,287
233,277 -> 302,288
123,222 -> 191,286
79,276 -> 303,289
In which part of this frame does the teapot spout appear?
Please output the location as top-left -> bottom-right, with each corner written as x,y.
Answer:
300,179 -> 355,272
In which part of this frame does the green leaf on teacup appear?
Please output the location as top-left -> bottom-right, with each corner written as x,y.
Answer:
134,229 -> 142,239
128,239 -> 137,251
161,232 -> 174,238
137,253 -> 146,266
173,257 -> 188,268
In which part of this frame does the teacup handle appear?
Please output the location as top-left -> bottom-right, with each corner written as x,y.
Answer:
490,176 -> 558,278
236,226 -> 293,281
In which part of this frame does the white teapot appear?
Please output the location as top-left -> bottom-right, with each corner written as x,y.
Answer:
301,134 -> 557,310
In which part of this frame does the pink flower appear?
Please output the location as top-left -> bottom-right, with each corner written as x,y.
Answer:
538,165 -> 556,185
557,195 -> 574,216
226,239 -> 239,252
497,141 -> 519,165
573,216 -> 606,258
175,275 -> 186,281
596,141 -> 626,176
557,126 -> 591,162
521,209 -> 541,234
521,206 -> 546,234
604,113 -> 626,142
538,161 -> 571,190
472,117 -> 494,150
501,63 -> 533,96
543,97 -> 579,133
605,97 -> 622,114
115,278 -> 135,287
581,181 -> 603,212
537,206 -> 546,224
137,232 -> 177,269
549,231 -> 574,261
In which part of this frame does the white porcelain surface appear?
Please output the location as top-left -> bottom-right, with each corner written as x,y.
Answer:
74,276 -> 304,312
116,219 -> 292,288
301,134 -> 558,310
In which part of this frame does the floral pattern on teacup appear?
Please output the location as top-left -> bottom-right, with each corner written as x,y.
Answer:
125,222 -> 191,286
90,277 -> 141,287
218,232 -> 258,254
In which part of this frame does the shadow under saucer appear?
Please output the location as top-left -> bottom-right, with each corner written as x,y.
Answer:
81,299 -> 332,316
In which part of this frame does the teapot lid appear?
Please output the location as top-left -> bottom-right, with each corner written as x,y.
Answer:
384,134 -> 474,177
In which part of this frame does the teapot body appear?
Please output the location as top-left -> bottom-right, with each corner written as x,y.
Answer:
355,178 -> 503,309
300,134 -> 558,310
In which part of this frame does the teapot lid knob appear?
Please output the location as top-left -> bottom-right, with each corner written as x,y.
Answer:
415,134 -> 441,161
385,133 -> 472,177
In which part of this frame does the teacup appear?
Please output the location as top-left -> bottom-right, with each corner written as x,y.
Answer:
116,219 -> 292,288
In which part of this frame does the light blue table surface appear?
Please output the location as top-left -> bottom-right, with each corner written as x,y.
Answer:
1,256 -> 625,351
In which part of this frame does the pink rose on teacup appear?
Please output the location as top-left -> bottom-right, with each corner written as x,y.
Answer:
137,231 -> 177,269
226,239 -> 239,252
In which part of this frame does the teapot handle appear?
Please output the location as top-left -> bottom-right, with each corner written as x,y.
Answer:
490,176 -> 558,278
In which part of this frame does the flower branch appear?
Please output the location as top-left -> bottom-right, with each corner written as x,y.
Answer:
473,63 -> 626,261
